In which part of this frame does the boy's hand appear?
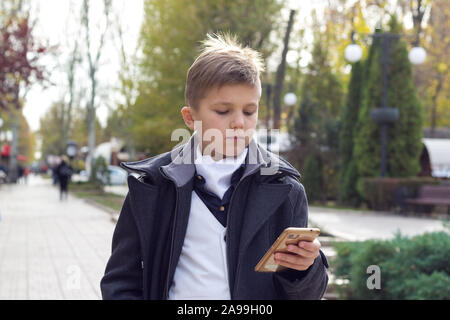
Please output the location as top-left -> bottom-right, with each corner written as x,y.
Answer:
273,238 -> 321,271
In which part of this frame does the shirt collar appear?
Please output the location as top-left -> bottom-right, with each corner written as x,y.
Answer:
194,142 -> 248,199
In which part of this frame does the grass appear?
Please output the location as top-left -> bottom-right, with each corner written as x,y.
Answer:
70,181 -> 125,212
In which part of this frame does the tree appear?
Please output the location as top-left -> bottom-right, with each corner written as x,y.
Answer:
105,8 -> 140,161
385,17 -> 424,177
61,39 -> 81,152
353,32 -> 383,184
81,0 -> 112,180
38,101 -> 67,159
302,154 -> 324,203
0,108 -> 35,165
272,9 -> 296,130
290,36 -> 344,201
104,105 -> 130,147
354,16 -> 424,195
70,105 -> 105,150
339,61 -> 364,206
414,0 -> 450,132
0,2 -> 49,181
39,102 -> 104,161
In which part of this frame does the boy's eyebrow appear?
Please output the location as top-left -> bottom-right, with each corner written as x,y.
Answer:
210,101 -> 258,107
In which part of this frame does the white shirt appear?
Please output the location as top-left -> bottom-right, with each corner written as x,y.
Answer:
194,142 -> 248,199
167,142 -> 248,300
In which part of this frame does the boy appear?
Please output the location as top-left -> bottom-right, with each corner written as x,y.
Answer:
100,33 -> 329,300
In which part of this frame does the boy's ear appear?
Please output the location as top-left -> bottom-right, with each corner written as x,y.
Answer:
181,106 -> 195,131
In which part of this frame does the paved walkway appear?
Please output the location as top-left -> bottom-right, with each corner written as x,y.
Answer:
309,206 -> 448,241
0,175 -> 115,300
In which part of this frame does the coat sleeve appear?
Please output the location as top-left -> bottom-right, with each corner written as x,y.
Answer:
272,180 -> 329,300
100,193 -> 144,300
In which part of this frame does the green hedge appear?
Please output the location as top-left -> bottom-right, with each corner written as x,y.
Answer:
357,177 -> 442,211
333,231 -> 450,299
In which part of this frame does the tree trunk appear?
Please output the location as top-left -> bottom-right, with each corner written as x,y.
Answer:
88,73 -> 97,180
272,9 -> 295,130
265,83 -> 272,129
430,77 -> 443,138
8,109 -> 19,183
63,41 -> 79,147
82,0 -> 111,180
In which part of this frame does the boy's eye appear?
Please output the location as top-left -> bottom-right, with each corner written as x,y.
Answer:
215,110 -> 255,116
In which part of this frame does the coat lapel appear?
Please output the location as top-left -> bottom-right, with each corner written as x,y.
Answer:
166,180 -> 194,288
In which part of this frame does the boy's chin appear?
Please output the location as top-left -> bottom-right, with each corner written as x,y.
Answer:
207,143 -> 247,160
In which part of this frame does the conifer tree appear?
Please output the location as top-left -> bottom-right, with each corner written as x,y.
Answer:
339,61 -> 364,205
354,16 -> 424,198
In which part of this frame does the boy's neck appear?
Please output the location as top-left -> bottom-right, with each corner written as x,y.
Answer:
201,148 -> 245,162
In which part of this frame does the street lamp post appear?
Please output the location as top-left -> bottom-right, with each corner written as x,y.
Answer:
264,83 -> 273,152
345,31 -> 426,177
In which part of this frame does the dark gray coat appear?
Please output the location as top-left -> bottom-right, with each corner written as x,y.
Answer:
100,134 -> 329,300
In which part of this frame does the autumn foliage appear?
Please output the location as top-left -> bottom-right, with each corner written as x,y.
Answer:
0,13 -> 48,111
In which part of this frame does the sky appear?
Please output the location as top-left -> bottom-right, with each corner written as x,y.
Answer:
23,0 -> 144,132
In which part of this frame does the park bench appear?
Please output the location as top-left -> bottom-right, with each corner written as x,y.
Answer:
404,185 -> 450,213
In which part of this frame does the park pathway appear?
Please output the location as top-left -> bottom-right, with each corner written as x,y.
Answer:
0,175 -> 115,299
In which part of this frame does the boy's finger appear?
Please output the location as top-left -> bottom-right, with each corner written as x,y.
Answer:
275,252 -> 300,265
298,239 -> 321,252
275,259 -> 309,271
275,252 -> 314,267
274,255 -> 310,270
286,245 -> 316,258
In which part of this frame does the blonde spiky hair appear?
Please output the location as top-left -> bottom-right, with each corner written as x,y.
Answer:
185,32 -> 265,110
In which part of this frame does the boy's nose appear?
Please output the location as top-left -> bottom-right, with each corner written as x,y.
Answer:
230,114 -> 245,129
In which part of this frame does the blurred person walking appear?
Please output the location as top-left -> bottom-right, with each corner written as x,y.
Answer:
56,155 -> 73,201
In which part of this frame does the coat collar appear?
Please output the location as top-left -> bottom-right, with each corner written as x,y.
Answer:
121,130 -> 301,188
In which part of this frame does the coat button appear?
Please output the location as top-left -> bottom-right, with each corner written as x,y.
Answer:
197,175 -> 203,180
219,206 -> 225,211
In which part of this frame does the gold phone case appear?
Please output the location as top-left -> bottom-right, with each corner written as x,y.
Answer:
254,227 -> 320,272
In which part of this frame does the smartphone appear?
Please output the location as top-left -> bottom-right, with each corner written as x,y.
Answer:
254,227 -> 320,272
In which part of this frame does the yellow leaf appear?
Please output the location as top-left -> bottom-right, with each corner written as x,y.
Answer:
437,63 -> 448,73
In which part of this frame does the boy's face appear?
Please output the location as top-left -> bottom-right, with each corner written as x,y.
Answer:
182,82 -> 260,160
